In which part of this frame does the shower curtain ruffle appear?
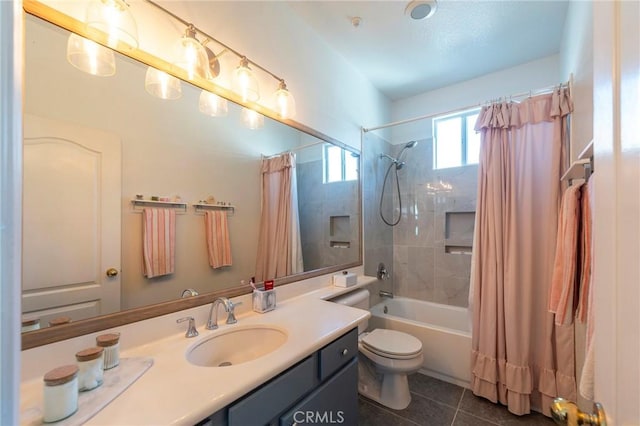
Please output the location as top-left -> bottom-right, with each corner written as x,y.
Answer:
475,86 -> 573,131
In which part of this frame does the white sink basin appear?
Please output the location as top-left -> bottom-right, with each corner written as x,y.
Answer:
186,325 -> 288,367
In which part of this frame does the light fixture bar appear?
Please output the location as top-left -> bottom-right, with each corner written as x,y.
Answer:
143,0 -> 284,82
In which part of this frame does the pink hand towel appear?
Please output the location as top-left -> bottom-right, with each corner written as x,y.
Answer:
548,183 -> 582,325
142,208 -> 176,278
205,211 -> 232,269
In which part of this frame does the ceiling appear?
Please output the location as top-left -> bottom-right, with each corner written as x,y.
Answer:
286,1 -> 569,101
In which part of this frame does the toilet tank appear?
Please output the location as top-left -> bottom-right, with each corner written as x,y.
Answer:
331,289 -> 370,333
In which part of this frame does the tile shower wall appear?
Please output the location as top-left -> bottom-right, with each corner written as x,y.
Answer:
297,160 -> 360,271
392,138 -> 478,307
362,132 -> 395,303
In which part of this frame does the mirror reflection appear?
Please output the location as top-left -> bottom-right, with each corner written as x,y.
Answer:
22,14 -> 360,332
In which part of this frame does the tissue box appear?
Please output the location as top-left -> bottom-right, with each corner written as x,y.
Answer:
252,289 -> 276,313
333,272 -> 357,288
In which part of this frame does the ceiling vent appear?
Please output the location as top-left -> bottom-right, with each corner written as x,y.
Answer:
405,0 -> 437,20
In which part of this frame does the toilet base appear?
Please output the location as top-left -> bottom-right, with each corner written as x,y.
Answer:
357,354 -> 412,410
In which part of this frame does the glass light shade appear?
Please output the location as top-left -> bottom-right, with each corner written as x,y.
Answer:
199,90 -> 228,117
172,30 -> 209,81
232,58 -> 260,102
241,108 -> 264,130
66,33 -> 116,77
145,67 -> 182,100
85,0 -> 139,49
272,81 -> 296,119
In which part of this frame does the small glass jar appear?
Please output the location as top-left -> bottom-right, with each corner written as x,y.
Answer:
96,333 -> 120,370
75,346 -> 104,391
21,318 -> 40,333
43,365 -> 79,423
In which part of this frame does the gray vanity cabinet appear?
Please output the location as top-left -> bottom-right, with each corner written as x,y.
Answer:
200,328 -> 358,426
279,358 -> 358,426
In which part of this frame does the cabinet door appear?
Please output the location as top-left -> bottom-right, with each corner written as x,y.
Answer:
280,358 -> 358,426
228,355 -> 317,426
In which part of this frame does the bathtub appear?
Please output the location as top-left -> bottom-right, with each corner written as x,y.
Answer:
368,297 -> 472,388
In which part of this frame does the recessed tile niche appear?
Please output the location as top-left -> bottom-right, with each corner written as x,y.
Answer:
444,211 -> 475,254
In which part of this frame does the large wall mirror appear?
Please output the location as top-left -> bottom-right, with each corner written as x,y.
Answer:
22,7 -> 361,349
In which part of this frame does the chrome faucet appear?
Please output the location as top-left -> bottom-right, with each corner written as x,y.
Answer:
379,290 -> 394,299
206,297 -> 242,330
176,316 -> 199,338
181,288 -> 199,298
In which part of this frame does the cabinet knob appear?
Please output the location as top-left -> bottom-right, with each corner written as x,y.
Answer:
341,348 -> 348,356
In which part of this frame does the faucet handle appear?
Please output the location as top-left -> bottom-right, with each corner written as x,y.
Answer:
226,301 -> 243,324
177,316 -> 199,338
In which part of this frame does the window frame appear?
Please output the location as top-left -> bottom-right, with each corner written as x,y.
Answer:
323,144 -> 357,183
433,108 -> 480,169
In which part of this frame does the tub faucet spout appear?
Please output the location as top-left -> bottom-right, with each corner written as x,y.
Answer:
379,290 -> 394,299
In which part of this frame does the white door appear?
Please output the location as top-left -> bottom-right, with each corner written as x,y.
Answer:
22,114 -> 122,325
593,1 -> 640,424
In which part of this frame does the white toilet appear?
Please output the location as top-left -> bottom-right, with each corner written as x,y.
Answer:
332,289 -> 423,410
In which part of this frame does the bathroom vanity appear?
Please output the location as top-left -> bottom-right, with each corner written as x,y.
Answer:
202,328 -> 358,426
20,278 -> 374,425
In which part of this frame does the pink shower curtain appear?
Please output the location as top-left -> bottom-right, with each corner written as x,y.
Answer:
255,153 -> 303,282
469,88 -> 576,416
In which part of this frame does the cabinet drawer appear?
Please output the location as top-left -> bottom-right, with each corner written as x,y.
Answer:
318,328 -> 358,381
228,355 -> 317,426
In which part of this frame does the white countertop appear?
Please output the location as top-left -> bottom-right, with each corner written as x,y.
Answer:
20,278 -> 374,425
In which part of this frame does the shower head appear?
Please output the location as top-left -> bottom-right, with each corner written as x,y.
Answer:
379,141 -> 417,170
395,140 -> 418,169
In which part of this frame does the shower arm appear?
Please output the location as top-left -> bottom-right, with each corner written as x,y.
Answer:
379,153 -> 398,163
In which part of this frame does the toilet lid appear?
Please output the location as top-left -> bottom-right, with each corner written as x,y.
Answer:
361,329 -> 422,357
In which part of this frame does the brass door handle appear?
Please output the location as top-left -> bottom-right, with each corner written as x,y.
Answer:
551,398 -> 607,426
106,268 -> 119,277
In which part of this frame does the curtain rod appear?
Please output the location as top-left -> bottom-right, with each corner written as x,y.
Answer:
264,140 -> 327,158
362,82 -> 569,133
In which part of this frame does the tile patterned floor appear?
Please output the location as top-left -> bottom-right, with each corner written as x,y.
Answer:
358,373 -> 555,426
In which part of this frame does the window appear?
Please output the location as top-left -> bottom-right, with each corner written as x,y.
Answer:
323,145 -> 358,183
433,109 -> 480,169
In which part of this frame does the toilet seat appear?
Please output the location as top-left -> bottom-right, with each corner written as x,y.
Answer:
360,329 -> 422,360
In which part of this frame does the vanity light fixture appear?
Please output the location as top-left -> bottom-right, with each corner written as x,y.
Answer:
142,0 -> 298,129
241,107 -> 265,130
172,24 -> 209,81
66,33 -> 116,77
145,66 -> 182,100
272,80 -> 296,119
85,0 -> 139,49
199,89 -> 229,117
232,57 -> 260,103
65,0 -> 138,77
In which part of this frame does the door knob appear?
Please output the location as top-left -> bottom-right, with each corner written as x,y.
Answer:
105,268 -> 119,277
550,398 -> 607,426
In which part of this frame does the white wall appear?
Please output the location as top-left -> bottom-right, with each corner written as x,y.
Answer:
37,0 -> 391,149
561,0 -> 593,161
386,55 -> 560,144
